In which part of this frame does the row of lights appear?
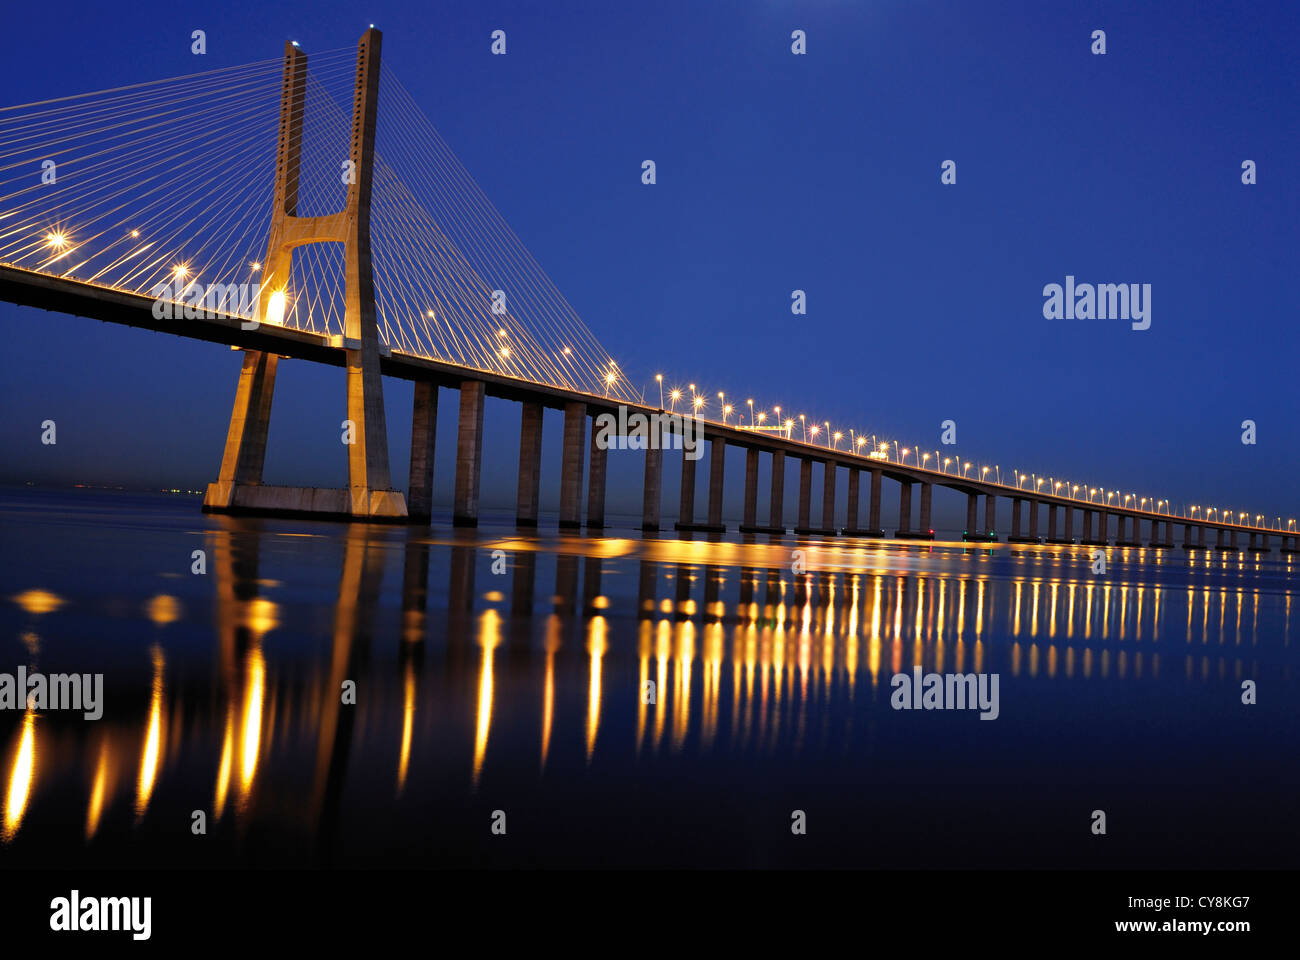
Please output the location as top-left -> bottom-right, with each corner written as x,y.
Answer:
649,370 -> 1293,531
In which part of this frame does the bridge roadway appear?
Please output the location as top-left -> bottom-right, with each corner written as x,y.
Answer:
4,263 -> 1295,553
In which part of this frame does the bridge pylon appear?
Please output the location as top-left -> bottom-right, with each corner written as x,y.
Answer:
203,28 -> 407,521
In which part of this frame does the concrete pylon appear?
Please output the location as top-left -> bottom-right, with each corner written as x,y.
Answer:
407,381 -> 437,522
559,402 -> 586,529
204,30 -> 405,520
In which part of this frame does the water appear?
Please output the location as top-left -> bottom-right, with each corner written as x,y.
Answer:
0,486 -> 1295,869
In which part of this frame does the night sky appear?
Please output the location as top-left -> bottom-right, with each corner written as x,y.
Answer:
2,0 -> 1296,523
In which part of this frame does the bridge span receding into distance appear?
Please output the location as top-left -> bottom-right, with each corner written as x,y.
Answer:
3,261 -> 1294,555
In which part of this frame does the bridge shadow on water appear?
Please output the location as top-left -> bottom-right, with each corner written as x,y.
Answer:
0,492 -> 1296,868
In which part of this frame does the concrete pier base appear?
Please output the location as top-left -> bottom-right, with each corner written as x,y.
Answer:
704,437 -> 727,531
559,401 -> 586,529
893,481 -> 912,537
407,380 -> 436,523
515,401 -> 543,526
642,445 -> 663,532
586,428 -> 607,529
451,380 -> 486,527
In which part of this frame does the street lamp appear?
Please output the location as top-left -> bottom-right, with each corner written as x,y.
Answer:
669,389 -> 681,413
655,374 -> 663,408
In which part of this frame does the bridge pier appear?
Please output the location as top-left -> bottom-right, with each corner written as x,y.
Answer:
1282,534 -> 1300,554
642,445 -> 663,532
848,467 -> 883,537
1249,532 -> 1271,553
515,402 -> 544,527
963,492 -> 978,539
749,449 -> 787,534
452,380 -> 486,527
845,468 -> 860,532
673,446 -> 697,529
407,381 -> 437,523
706,437 -> 726,530
917,482 -> 933,537
1008,497 -> 1035,542
741,448 -> 760,530
586,426 -> 607,529
795,459 -> 814,533
1116,513 -> 1140,547
1064,505 -> 1074,541
1027,499 -> 1039,541
1182,523 -> 1195,548
821,462 -> 838,535
895,481 -> 912,537
1047,504 -> 1058,541
983,493 -> 997,540
558,401 -> 586,529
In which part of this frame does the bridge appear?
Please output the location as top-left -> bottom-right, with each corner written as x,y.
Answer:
1,29 -> 1294,554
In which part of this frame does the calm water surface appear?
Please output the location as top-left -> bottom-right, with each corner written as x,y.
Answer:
0,487 -> 1296,868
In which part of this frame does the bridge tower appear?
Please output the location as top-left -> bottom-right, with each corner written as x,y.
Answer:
203,28 -> 407,520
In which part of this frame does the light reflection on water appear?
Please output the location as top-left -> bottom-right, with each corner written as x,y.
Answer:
0,490 -> 1296,868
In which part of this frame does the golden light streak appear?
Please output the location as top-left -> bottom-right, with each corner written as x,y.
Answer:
472,609 -> 502,787
397,659 -> 415,794
3,710 -> 37,842
135,647 -> 165,821
86,741 -> 109,840
238,645 -> 264,802
585,616 -> 608,761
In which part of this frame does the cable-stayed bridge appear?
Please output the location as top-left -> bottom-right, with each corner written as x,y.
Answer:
1,29 -> 1294,554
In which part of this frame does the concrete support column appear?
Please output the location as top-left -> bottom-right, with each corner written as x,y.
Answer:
984,494 -> 997,537
822,462 -> 837,532
743,448 -> 759,528
678,451 -> 697,526
769,450 -> 785,529
797,459 -> 813,530
558,401 -> 586,529
1183,523 -> 1195,547
706,437 -> 726,528
897,482 -> 912,535
586,429 -> 607,529
1048,504 -> 1058,540
1217,528 -> 1226,548
965,493 -> 978,536
452,380 -> 486,527
846,469 -> 860,531
1097,509 -> 1108,543
407,380 -> 436,522
642,445 -> 663,532
1027,500 -> 1039,540
1164,519 -> 1174,547
1229,529 -> 1238,550
1115,514 -> 1126,543
1065,505 -> 1074,540
515,401 -> 544,526
1198,526 -> 1206,547
918,482 -> 932,535
868,468 -> 883,533
1010,498 -> 1022,539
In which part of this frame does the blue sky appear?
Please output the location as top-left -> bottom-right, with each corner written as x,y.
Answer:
1,0 -> 1296,522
